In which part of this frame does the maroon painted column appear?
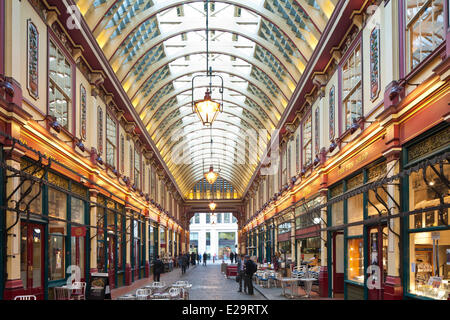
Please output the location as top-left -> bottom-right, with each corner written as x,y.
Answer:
125,263 -> 132,286
144,261 -> 150,278
318,266 -> 329,297
384,276 -> 403,300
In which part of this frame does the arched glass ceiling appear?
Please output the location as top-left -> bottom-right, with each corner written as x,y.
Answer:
76,0 -> 337,198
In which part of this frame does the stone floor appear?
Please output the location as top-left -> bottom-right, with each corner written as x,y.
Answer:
113,260 -> 266,300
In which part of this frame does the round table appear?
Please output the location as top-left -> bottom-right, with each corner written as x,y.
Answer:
280,278 -> 299,299
298,278 -> 316,298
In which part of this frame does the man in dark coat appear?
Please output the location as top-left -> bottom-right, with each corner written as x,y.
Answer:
191,252 -> 196,266
203,252 -> 208,266
185,253 -> 190,269
153,255 -> 164,282
180,253 -> 187,274
237,254 -> 246,293
244,255 -> 256,295
230,251 -> 234,263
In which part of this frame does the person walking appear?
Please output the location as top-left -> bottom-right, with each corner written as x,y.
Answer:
244,255 -> 257,295
213,253 -> 216,264
153,255 -> 164,282
191,252 -> 196,266
197,253 -> 201,265
237,254 -> 246,293
179,253 -> 186,275
230,251 -> 234,264
203,252 -> 208,266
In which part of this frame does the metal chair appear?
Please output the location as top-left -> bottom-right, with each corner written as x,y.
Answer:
168,287 -> 183,300
259,272 -> 269,288
14,295 -> 37,300
70,282 -> 86,300
136,288 -> 152,300
54,287 -> 72,300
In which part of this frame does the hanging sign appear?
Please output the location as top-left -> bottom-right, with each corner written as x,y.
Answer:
431,232 -> 440,240
71,226 -> 86,237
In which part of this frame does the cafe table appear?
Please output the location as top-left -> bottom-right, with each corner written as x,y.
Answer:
280,278 -> 299,299
298,278 -> 316,298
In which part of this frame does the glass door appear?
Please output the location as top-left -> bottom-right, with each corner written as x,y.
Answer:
20,222 -> 45,299
332,232 -> 344,296
107,234 -> 116,288
367,225 -> 388,300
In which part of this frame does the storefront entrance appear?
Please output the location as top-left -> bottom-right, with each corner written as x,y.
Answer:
332,231 -> 344,295
107,234 -> 116,288
367,224 -> 388,300
20,222 -> 45,300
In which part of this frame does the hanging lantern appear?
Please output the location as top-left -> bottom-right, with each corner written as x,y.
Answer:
193,91 -> 221,126
209,201 -> 217,211
204,165 -> 219,184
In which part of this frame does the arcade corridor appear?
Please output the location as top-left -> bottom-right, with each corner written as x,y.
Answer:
0,0 -> 449,302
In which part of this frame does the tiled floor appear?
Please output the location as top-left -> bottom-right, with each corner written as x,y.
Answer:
112,260 -> 266,300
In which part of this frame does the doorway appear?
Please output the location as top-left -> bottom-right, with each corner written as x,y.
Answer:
332,231 -> 344,296
367,224 -> 388,300
107,234 -> 116,288
20,222 -> 45,299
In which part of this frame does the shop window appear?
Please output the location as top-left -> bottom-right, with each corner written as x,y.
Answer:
347,173 -> 364,236
295,134 -> 300,172
195,213 -> 200,224
206,213 -> 211,224
409,164 -> 450,229
80,85 -> 87,140
106,113 -> 117,168
347,238 -> 364,283
48,188 -> 67,281
406,0 -> 445,70
408,230 -> 450,300
303,114 -> 312,167
20,180 -> 42,214
329,86 -> 335,140
278,222 -> 291,234
342,44 -> 362,130
314,106 -> 320,155
48,41 -> 71,129
71,197 -> 85,224
367,162 -> 389,217
330,184 -> 344,226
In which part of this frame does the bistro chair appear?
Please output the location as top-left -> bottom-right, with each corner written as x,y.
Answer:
259,272 -> 269,288
54,287 -> 72,300
70,282 -> 86,300
168,287 -> 183,300
136,288 -> 152,300
14,295 -> 37,300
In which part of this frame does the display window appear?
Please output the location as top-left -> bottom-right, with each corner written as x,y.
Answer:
408,230 -> 450,300
404,125 -> 450,300
347,238 -> 364,283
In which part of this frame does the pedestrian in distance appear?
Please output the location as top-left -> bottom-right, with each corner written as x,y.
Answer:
230,251 -> 234,264
244,255 -> 257,295
203,252 -> 208,266
153,255 -> 164,282
237,254 -> 246,293
197,253 -> 201,265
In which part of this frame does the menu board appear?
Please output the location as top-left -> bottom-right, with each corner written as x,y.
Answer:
87,273 -> 111,300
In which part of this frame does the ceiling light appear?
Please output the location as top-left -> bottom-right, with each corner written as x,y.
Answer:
205,165 -> 219,184
209,201 -> 217,211
193,91 -> 221,126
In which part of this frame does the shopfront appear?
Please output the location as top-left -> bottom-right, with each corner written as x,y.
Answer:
402,124 -> 450,300
294,197 -> 322,266
277,214 -> 292,265
18,159 -> 91,299
327,158 -> 389,300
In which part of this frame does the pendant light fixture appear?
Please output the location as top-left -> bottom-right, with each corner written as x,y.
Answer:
204,126 -> 220,184
192,0 -> 223,126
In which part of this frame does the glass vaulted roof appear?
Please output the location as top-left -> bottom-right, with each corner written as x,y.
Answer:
76,0 -> 337,198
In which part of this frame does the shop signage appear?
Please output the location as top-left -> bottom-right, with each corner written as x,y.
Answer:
328,138 -> 385,185
87,273 -> 110,300
71,226 -> 86,237
431,232 -> 440,240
